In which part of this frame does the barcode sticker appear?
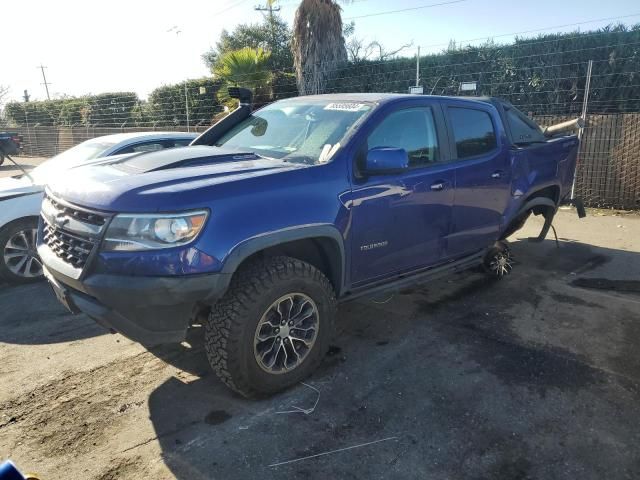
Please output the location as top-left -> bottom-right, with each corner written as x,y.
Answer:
324,102 -> 366,112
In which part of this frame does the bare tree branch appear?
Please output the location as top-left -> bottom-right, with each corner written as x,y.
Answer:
347,37 -> 414,63
369,40 -> 414,61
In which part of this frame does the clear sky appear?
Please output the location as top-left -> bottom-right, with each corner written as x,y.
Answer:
1,0 -> 638,102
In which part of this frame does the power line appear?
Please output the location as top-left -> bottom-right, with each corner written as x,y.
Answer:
415,12 -> 640,50
214,0 -> 249,16
344,0 -> 469,20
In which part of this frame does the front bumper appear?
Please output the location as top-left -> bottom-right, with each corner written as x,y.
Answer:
42,263 -> 231,346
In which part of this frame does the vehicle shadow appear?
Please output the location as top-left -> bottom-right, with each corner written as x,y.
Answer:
0,281 -> 106,344
145,238 -> 640,479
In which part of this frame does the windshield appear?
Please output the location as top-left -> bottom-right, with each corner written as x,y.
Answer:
214,99 -> 373,165
29,139 -> 116,183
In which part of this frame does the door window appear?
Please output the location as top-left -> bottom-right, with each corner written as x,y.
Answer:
368,107 -> 439,168
172,138 -> 193,147
448,107 -> 497,159
116,141 -> 166,154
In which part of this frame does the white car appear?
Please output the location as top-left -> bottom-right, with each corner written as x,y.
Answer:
0,131 -> 197,283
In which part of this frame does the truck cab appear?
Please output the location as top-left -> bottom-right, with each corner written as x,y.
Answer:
38,92 -> 580,397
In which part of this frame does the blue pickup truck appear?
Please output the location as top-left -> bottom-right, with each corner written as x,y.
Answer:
38,90 -> 581,396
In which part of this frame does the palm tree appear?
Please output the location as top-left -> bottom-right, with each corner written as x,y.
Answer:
214,47 -> 273,107
292,0 -> 348,95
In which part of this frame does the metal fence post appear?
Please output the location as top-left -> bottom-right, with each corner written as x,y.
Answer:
185,83 -> 190,132
571,59 -> 593,200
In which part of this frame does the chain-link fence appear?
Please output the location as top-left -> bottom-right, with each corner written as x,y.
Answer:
2,27 -> 639,208
535,113 -> 640,209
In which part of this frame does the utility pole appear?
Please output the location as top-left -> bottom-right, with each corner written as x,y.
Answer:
254,0 -> 281,20
255,0 -> 281,64
184,81 -> 190,132
415,46 -> 420,87
23,90 -> 30,102
37,64 -> 51,100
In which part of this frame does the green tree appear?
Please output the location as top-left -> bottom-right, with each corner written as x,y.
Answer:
214,47 -> 273,107
292,0 -> 348,95
3,92 -> 139,127
147,78 -> 221,127
202,15 -> 293,71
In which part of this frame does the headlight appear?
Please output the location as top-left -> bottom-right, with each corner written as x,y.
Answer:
102,210 -> 208,251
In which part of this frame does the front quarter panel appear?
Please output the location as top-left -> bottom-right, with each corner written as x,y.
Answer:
90,158 -> 352,281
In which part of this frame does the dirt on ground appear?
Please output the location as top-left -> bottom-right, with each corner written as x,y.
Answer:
1,210 -> 639,479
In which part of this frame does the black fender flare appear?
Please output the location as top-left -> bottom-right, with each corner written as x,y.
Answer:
517,197 -> 558,242
220,224 -> 346,293
501,197 -> 558,242
516,196 -> 557,217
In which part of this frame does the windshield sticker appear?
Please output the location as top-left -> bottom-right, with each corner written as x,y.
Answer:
324,102 -> 367,112
318,143 -> 340,164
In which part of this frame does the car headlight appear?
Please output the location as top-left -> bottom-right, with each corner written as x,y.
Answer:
102,210 -> 208,251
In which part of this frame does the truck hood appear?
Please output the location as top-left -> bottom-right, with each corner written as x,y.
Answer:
47,145 -> 305,211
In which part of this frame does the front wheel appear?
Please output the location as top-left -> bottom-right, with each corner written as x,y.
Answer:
0,218 -> 43,283
205,256 -> 337,398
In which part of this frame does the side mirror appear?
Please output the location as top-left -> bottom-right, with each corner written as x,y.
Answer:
365,147 -> 409,174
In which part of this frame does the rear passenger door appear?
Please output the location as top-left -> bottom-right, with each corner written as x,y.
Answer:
443,102 -> 512,257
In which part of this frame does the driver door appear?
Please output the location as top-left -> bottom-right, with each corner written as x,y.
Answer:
349,102 -> 455,286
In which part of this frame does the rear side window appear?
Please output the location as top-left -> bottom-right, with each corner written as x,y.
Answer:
505,108 -> 545,144
367,107 -> 439,168
448,107 -> 497,159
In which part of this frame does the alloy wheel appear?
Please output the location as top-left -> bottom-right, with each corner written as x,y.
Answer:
3,228 -> 43,278
487,248 -> 514,277
253,293 -> 320,374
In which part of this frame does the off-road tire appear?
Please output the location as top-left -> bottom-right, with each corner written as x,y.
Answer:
0,217 -> 43,284
205,256 -> 337,398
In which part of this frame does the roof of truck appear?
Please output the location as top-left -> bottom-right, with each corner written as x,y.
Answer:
291,93 -> 499,105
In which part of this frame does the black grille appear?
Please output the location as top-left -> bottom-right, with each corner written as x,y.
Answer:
47,196 -> 106,227
42,221 -> 96,268
41,194 -> 108,269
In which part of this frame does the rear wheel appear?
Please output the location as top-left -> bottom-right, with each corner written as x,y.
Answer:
205,256 -> 336,397
0,218 -> 43,283
483,241 -> 513,278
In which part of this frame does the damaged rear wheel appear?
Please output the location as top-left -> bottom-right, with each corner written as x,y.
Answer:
483,241 -> 513,278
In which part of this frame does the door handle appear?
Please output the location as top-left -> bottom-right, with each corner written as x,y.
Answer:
430,182 -> 445,191
491,171 -> 503,179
